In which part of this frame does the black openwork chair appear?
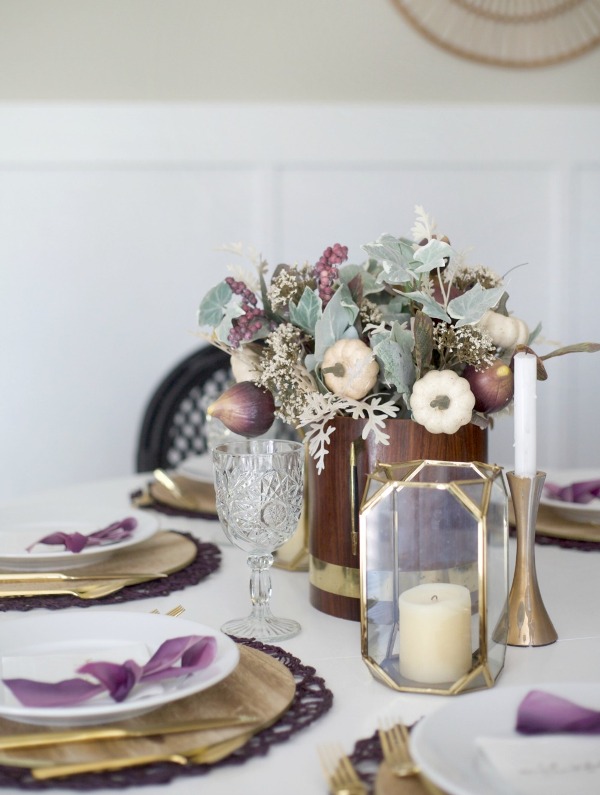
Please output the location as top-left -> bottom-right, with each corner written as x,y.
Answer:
136,346 -> 233,472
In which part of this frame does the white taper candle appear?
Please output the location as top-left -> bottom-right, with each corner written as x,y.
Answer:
513,351 -> 537,478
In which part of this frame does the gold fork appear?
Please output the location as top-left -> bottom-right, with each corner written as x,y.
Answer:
150,605 -> 186,617
378,720 -> 420,778
318,744 -> 366,795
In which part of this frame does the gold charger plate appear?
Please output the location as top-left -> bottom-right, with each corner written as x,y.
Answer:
0,644 -> 295,769
138,475 -> 217,517
510,503 -> 600,544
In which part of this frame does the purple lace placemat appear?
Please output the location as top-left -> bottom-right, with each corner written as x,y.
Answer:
0,533 -> 221,613
509,525 -> 599,552
0,637 -> 334,790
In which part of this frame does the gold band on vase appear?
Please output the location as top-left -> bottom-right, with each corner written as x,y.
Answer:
309,555 -> 360,599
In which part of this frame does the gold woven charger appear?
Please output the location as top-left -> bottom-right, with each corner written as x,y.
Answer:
0,531 -> 198,597
0,644 -> 295,769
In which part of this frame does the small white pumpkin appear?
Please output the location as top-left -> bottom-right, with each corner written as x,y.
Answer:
410,370 -> 475,434
321,338 -> 379,400
477,310 -> 529,350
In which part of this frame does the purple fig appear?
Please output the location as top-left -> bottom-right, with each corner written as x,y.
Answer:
207,381 -> 276,437
463,360 -> 514,414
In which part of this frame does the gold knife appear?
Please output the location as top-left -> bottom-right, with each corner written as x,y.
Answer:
0,572 -> 167,583
0,715 -> 258,751
31,729 -> 257,779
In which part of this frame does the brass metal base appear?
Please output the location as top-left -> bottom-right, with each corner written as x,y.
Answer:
507,471 -> 558,646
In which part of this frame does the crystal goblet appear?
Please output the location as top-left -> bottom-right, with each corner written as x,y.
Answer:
212,439 -> 304,641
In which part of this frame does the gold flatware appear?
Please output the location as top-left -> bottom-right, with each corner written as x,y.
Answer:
31,729 -> 256,780
0,715 -> 258,751
378,721 -> 420,778
0,572 -> 166,583
150,604 -> 185,617
319,743 -> 367,795
0,575 -> 162,600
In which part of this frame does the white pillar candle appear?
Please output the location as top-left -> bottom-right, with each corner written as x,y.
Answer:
398,582 -> 472,684
513,351 -> 537,478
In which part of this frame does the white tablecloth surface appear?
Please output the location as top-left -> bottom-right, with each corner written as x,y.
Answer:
1,473 -> 599,795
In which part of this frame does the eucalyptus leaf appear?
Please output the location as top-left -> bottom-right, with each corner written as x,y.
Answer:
413,311 -> 434,378
448,284 -> 506,327
289,287 -> 322,334
541,342 -> 600,360
198,281 -> 234,327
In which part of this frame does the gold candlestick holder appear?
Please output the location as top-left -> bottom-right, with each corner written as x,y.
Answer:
507,471 -> 558,647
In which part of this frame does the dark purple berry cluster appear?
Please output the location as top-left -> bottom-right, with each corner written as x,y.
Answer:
313,244 -> 348,306
225,277 -> 266,347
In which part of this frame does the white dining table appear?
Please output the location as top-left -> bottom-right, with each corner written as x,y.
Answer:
1,471 -> 599,795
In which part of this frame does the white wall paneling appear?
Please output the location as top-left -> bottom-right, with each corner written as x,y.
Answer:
1,104 -> 599,499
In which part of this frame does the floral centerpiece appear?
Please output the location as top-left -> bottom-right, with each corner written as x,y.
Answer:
198,206 -> 597,472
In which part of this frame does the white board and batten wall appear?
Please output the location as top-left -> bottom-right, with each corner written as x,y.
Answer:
1,104 -> 599,500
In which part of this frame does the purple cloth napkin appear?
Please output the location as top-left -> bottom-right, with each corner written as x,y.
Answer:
2,634 -> 217,707
516,690 -> 600,735
26,516 -> 138,553
544,480 -> 600,504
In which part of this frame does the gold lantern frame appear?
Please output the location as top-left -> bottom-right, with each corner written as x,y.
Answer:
359,459 -> 509,695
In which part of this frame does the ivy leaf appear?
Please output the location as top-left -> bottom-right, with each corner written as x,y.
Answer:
213,300 -> 245,343
402,291 -> 450,322
412,239 -> 453,274
312,284 -> 359,365
338,263 -> 384,296
448,284 -> 506,327
362,234 -> 414,285
198,282 -> 234,327
289,287 -> 322,334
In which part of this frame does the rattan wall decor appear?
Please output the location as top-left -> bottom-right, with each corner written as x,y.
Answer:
392,0 -> 600,67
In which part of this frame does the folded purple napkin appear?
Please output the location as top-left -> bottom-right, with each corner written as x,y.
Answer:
2,634 -> 216,707
544,479 -> 600,504
26,516 -> 138,554
516,690 -> 600,735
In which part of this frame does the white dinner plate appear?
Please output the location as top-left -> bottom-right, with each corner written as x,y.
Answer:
0,611 -> 239,726
0,509 -> 159,571
177,454 -> 214,482
410,682 -> 600,795
540,468 -> 600,525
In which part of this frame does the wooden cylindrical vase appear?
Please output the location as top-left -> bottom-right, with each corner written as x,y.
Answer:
308,417 -> 488,621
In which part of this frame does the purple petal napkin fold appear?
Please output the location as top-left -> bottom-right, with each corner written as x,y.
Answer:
545,479 -> 600,504
26,516 -> 138,553
2,634 -> 217,707
516,690 -> 600,735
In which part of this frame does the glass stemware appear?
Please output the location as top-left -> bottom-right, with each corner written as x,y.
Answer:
212,439 -> 304,641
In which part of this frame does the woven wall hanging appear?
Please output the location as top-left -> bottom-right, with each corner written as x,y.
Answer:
392,0 -> 600,68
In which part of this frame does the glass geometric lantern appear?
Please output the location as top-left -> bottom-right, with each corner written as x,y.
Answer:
360,459 -> 509,695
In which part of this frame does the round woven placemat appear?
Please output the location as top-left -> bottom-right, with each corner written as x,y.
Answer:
0,638 -> 334,790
